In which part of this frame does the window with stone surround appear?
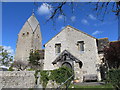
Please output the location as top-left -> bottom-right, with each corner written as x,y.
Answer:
27,32 -> 29,35
77,41 -> 84,51
55,43 -> 61,54
22,33 -> 25,36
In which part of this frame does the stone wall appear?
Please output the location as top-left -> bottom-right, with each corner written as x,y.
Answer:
44,25 -> 101,81
0,71 -> 35,89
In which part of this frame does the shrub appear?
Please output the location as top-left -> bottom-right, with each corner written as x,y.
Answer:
50,66 -> 73,85
40,70 -> 49,88
28,50 -> 43,70
107,69 -> 120,89
35,70 -> 49,88
8,66 -> 14,71
53,66 -> 73,88
35,66 -> 73,88
104,41 -> 120,69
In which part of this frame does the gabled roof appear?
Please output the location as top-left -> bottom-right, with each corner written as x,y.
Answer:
27,13 -> 39,32
44,25 -> 97,46
52,50 -> 82,65
67,25 -> 97,39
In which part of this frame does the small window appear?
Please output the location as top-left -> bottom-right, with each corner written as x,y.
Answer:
37,34 -> 39,38
27,32 -> 29,35
55,43 -> 61,54
77,41 -> 84,51
22,33 -> 25,36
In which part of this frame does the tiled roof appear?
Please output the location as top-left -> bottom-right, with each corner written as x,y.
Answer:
27,13 -> 39,32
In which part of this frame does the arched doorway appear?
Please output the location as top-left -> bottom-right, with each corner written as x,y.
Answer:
62,62 -> 73,70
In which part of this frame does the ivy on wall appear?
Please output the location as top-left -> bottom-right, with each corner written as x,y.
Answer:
35,66 -> 73,88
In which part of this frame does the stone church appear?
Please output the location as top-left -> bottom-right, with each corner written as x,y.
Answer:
15,13 -> 42,63
15,12 -> 109,82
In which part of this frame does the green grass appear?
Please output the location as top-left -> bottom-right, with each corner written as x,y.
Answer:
27,68 -> 34,71
69,83 -> 114,89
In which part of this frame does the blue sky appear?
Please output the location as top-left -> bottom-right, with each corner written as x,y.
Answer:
2,2 -> 118,56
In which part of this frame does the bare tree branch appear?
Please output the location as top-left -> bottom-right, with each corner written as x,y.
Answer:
34,1 -> 120,22
46,2 -> 66,22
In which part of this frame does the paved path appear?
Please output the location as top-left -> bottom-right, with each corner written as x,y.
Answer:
74,82 -> 105,86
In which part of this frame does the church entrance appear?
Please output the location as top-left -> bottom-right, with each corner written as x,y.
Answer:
52,50 -> 83,82
52,50 -> 83,70
62,62 -> 73,70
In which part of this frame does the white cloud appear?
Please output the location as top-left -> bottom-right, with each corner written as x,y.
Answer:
37,3 -> 52,15
61,26 -> 65,30
3,46 -> 14,56
94,22 -> 107,27
92,30 -> 102,35
58,15 -> 64,20
89,14 -> 96,20
71,16 -> 76,22
81,19 -> 89,25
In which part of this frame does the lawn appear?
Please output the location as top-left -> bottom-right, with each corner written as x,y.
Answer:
69,83 -> 114,89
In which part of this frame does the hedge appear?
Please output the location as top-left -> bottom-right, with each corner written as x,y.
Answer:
107,69 -> 120,89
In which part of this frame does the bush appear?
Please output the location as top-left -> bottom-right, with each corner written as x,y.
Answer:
107,69 -> 120,89
28,50 -> 43,70
50,66 -> 73,86
8,66 -> 14,71
35,70 -> 50,88
40,70 -> 49,88
35,66 -> 73,88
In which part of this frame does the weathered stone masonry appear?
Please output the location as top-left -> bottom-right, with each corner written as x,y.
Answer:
0,71 -> 35,89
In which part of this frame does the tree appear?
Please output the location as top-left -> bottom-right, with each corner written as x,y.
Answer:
28,50 -> 43,70
34,1 -> 120,22
0,46 -> 13,67
104,41 -> 120,69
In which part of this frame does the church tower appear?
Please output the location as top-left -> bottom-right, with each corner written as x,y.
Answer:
15,12 -> 42,63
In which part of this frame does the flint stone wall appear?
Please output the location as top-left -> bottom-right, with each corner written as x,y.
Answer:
44,26 -> 101,81
0,71 -> 35,89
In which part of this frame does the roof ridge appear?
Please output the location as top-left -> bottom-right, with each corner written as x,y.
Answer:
27,13 -> 39,32
98,38 -> 108,40
110,41 -> 119,42
66,25 -> 97,39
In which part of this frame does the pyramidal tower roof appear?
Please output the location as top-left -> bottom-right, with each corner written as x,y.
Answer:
27,12 -> 39,32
